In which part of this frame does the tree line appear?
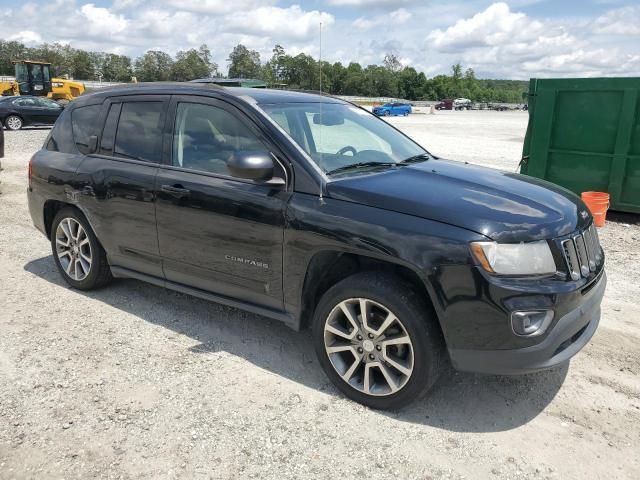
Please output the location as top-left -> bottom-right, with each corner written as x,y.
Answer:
0,40 -> 527,103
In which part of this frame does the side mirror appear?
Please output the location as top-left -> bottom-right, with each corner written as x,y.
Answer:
227,151 -> 274,182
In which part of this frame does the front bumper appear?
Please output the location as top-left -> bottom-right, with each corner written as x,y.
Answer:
448,270 -> 606,374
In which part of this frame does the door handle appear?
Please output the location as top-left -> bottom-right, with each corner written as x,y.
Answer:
161,184 -> 191,198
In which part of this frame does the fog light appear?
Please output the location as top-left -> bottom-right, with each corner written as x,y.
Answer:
511,310 -> 554,337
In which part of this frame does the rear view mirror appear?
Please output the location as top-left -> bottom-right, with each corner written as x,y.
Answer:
313,111 -> 344,126
227,151 -> 274,182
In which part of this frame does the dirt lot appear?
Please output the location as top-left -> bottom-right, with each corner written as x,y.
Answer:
1,111 -> 639,479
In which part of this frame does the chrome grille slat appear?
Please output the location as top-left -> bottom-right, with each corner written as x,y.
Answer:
573,235 -> 590,277
562,239 -> 581,280
582,228 -> 596,271
590,225 -> 603,264
560,224 -> 602,280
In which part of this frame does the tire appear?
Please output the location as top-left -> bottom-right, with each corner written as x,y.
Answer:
5,115 -> 23,130
384,111 -> 390,116
50,207 -> 113,290
312,271 -> 444,410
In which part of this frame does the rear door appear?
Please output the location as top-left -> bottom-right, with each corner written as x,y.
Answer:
155,95 -> 290,310
74,95 -> 169,277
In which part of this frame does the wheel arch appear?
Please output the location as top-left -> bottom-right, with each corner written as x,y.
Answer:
297,250 -> 443,335
43,200 -> 97,241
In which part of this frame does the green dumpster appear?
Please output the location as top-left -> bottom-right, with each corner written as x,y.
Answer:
521,77 -> 640,213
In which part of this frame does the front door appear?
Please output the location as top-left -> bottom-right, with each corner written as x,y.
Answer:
155,96 -> 290,310
34,98 -> 63,125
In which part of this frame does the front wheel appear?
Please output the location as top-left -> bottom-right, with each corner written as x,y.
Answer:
313,271 -> 444,409
51,208 -> 113,290
4,115 -> 23,130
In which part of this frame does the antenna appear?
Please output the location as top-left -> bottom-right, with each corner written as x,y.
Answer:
318,21 -> 325,201
319,21 -> 323,94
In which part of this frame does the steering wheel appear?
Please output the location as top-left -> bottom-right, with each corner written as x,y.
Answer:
337,146 -> 357,156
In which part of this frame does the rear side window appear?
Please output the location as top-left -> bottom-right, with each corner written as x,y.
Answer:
45,108 -> 76,154
114,102 -> 164,162
71,105 -> 102,154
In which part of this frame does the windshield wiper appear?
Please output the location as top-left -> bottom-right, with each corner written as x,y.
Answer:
325,162 -> 398,176
398,153 -> 432,164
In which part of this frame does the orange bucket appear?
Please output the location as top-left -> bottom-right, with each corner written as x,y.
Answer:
581,191 -> 609,227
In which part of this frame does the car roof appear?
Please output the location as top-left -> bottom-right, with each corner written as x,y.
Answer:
0,95 -> 39,101
72,82 -> 345,107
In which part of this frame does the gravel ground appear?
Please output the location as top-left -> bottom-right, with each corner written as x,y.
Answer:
1,112 -> 639,480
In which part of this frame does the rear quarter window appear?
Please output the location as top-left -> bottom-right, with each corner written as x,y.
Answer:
71,104 -> 102,154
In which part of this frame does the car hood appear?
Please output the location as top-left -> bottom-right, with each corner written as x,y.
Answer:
325,158 -> 590,242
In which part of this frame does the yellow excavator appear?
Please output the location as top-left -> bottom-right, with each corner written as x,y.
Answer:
0,60 -> 85,104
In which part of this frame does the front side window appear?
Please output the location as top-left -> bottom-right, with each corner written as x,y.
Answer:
71,104 -> 102,154
261,102 -> 425,176
114,101 -> 164,162
172,102 -> 269,175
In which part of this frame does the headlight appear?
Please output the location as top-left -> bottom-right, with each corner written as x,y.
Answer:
470,240 -> 556,275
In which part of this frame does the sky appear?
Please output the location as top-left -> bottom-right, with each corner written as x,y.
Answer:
1,0 -> 639,79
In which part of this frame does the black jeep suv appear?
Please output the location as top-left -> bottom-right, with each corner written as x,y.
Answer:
27,83 -> 606,409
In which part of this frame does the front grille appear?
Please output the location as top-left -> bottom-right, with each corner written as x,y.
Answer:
560,224 -> 603,280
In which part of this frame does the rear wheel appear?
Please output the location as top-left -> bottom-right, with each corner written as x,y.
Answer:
51,208 -> 112,290
5,115 -> 23,130
313,271 -> 444,409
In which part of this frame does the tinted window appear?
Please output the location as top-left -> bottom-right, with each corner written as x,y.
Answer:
172,102 -> 268,175
114,102 -> 164,162
36,98 -> 61,109
100,103 -> 121,155
15,98 -> 37,107
71,105 -> 102,154
45,108 -> 76,153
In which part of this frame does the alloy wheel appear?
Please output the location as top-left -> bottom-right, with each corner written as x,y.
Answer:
323,298 -> 414,396
5,115 -> 22,130
55,218 -> 92,281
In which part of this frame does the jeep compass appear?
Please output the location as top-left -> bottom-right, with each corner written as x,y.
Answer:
27,84 -> 606,409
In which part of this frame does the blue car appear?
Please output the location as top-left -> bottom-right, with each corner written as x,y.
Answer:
372,102 -> 412,116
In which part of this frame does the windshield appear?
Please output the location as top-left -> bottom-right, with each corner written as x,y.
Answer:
260,102 -> 426,176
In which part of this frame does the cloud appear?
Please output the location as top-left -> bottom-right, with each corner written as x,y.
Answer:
426,2 -> 546,52
0,0 -> 639,79
592,5 -> 640,35
328,0 -> 413,7
425,2 -> 640,77
353,8 -> 411,30
79,4 -> 129,36
162,0 -> 270,15
225,5 -> 334,40
8,30 -> 42,44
